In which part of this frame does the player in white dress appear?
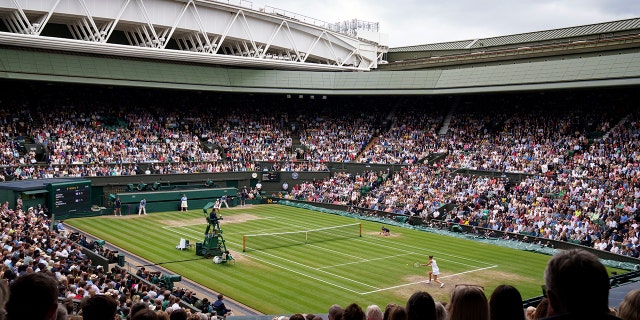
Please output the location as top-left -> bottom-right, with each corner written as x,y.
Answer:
422,255 -> 445,288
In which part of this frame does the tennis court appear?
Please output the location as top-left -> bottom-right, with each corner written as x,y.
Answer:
68,204 -> 553,314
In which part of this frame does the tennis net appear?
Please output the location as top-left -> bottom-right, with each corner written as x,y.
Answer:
242,222 -> 362,252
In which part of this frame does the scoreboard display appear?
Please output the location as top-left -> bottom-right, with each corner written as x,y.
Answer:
47,180 -> 91,215
262,171 -> 280,182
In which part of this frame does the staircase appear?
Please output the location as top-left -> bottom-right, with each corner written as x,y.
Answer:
438,96 -> 460,135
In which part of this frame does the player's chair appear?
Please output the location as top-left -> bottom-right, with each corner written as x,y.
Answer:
176,238 -> 190,250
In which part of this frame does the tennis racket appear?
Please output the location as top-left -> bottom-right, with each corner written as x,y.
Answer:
414,262 -> 422,267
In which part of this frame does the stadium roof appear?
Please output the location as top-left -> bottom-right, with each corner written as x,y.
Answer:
390,17 -> 640,53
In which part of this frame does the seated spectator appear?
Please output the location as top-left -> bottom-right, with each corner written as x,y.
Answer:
542,249 -> 619,319
405,291 -> 436,320
5,272 -> 59,320
447,284 -> 489,320
212,294 -> 232,319
81,294 -> 118,320
434,302 -> 447,320
343,303 -> 367,320
383,303 -> 398,320
617,288 -> 640,320
169,308 -> 188,320
328,304 -> 343,320
387,305 -> 407,320
132,308 -> 159,320
56,304 -> 68,320
489,284 -> 525,320
366,305 -> 383,320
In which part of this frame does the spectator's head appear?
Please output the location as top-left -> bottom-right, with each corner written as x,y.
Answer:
544,249 -> 610,317
387,305 -> 407,320
405,291 -> 436,320
365,305 -> 383,320
6,272 -> 58,320
56,303 -> 68,320
383,303 -> 398,320
289,314 -> 305,320
132,308 -> 159,320
130,302 -> 150,319
169,308 -> 188,320
447,284 -> 489,320
81,294 -> 117,320
488,284 -> 525,320
328,304 -> 343,320
618,288 -> 640,320
434,302 -> 447,320
343,303 -> 365,320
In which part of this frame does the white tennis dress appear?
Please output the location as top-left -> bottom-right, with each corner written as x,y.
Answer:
431,259 -> 440,275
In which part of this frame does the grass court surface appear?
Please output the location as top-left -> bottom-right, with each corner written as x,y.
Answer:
68,204 -> 562,314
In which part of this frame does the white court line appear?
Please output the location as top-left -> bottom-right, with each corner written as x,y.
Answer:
162,224 -> 381,291
316,252 -> 414,270
360,265 -> 499,295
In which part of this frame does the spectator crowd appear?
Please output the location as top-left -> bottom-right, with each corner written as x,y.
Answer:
0,198 -> 226,319
1,86 -> 639,257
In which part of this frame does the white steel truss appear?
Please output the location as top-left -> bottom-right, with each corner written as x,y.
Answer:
0,0 -> 388,71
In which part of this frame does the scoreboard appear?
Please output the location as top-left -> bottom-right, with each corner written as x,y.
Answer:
47,180 -> 91,215
262,171 -> 280,182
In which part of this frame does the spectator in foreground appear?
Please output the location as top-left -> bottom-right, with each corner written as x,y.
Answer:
617,289 -> 640,320
387,305 -> 407,320
405,291 -> 436,320
169,308 -> 188,320
132,308 -> 159,320
383,304 -> 398,320
447,284 -> 489,320
5,272 -> 59,320
541,249 -> 620,320
489,284 -> 525,320
56,304 -> 69,320
434,302 -> 447,320
81,294 -> 118,320
366,305 -> 383,320
328,304 -> 344,320
343,303 -> 366,320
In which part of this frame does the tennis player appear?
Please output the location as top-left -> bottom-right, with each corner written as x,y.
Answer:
421,255 -> 444,288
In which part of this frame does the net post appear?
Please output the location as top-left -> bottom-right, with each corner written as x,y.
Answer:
242,235 -> 246,252
359,223 -> 362,237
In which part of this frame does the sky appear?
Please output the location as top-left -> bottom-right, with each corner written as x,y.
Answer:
241,0 -> 640,47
